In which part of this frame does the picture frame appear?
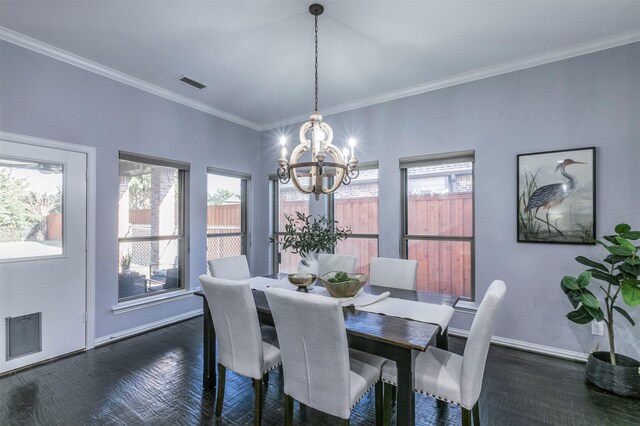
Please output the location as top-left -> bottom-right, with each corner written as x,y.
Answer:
517,147 -> 596,244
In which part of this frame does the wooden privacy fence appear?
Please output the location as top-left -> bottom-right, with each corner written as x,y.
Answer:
125,193 -> 473,297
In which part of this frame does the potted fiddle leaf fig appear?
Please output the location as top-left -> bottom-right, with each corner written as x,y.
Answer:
270,212 -> 351,274
560,223 -> 640,398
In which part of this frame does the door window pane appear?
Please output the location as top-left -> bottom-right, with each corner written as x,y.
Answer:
0,158 -> 63,260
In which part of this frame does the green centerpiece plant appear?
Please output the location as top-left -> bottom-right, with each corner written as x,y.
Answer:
270,212 -> 351,258
560,223 -> 640,397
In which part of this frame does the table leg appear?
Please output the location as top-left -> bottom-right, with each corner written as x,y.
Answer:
395,348 -> 415,425
435,327 -> 449,350
202,299 -> 216,391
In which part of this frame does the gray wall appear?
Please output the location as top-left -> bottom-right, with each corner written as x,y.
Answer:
2,38 -> 638,358
259,43 -> 640,359
0,41 -> 263,339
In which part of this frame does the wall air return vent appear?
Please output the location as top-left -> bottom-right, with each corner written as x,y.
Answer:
179,76 -> 207,90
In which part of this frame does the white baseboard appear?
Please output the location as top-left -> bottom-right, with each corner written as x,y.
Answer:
448,327 -> 589,363
94,309 -> 202,346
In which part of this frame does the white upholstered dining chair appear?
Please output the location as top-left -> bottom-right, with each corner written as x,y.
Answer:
318,253 -> 357,276
264,287 -> 385,425
208,255 -> 250,280
381,280 -> 507,426
369,257 -> 418,290
198,275 -> 281,426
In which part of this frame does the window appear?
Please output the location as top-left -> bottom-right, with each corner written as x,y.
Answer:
401,151 -> 474,299
118,153 -> 188,301
206,169 -> 248,267
0,158 -> 63,260
331,163 -> 379,275
270,177 -> 310,273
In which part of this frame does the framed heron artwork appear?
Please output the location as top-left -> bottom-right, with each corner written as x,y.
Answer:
517,147 -> 596,244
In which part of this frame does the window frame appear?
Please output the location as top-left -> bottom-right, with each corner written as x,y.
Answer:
117,152 -> 190,302
206,167 -> 250,266
400,151 -> 475,300
328,161 -> 380,271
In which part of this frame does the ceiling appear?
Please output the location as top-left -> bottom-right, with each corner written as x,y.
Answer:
1,1 -> 639,130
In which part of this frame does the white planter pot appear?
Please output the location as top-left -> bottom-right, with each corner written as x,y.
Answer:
298,253 -> 319,275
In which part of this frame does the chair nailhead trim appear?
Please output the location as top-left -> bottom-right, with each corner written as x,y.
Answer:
351,379 -> 379,409
380,378 -> 461,406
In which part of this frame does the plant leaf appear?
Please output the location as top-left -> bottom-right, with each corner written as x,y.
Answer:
562,276 -> 580,290
579,292 -> 599,309
590,270 -> 620,286
622,231 -> 640,240
613,306 -> 636,326
619,263 -> 640,277
577,271 -> 592,288
565,290 -> 581,309
583,305 -> 605,321
567,306 -> 594,324
621,280 -> 640,306
575,256 -> 608,272
606,245 -> 635,257
615,223 -> 631,234
624,257 -> 640,266
615,236 -> 637,252
601,236 -> 618,245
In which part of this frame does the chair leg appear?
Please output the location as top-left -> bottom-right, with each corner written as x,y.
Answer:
383,382 -> 394,426
461,407 -> 472,426
215,364 -> 226,416
375,381 -> 383,426
253,378 -> 263,426
284,394 -> 294,426
472,402 -> 480,426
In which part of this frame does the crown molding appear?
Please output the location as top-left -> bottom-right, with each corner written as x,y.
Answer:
261,29 -> 640,130
0,26 -> 262,131
2,26 -> 637,133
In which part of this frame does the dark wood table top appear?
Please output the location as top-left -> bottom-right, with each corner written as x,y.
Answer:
196,273 -> 459,352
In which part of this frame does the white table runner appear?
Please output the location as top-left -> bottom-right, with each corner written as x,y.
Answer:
248,276 -> 454,331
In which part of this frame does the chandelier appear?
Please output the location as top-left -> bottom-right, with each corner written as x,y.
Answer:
277,3 -> 359,200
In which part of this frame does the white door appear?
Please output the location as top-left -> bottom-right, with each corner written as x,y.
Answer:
0,140 -> 87,373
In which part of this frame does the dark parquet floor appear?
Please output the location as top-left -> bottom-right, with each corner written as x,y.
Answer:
0,317 -> 637,425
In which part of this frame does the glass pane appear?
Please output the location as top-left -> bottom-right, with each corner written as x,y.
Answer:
335,237 -> 378,276
0,157 -> 63,260
119,160 -> 179,238
406,162 -> 473,237
407,239 -> 472,298
118,239 -> 182,300
334,168 -> 378,234
278,179 -> 309,232
207,174 -> 242,234
207,235 -> 242,262
278,249 -> 300,274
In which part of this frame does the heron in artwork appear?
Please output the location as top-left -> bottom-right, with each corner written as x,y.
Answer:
525,158 -> 584,237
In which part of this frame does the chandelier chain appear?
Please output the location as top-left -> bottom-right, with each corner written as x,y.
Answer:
314,13 -> 319,112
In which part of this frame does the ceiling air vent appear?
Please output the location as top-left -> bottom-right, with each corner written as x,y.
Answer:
179,76 -> 206,90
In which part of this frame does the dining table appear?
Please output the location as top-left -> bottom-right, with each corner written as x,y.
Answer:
195,273 -> 459,425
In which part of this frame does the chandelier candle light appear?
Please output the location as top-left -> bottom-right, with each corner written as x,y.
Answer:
277,3 -> 359,200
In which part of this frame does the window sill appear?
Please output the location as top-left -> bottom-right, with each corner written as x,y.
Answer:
454,299 -> 479,313
112,290 -> 196,314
